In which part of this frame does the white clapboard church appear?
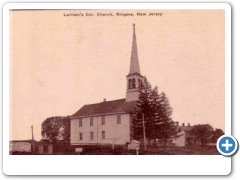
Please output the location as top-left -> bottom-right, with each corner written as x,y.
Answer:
70,24 -> 143,146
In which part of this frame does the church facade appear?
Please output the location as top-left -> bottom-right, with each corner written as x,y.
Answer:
70,24 -> 143,146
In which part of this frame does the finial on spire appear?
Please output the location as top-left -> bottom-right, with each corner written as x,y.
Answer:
133,23 -> 135,30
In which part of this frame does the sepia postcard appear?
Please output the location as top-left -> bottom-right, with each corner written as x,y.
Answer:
3,3 -> 231,175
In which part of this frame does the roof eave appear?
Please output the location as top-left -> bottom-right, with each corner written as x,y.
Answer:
70,111 -> 129,119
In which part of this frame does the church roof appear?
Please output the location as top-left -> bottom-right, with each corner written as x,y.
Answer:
71,99 -> 137,118
128,24 -> 141,75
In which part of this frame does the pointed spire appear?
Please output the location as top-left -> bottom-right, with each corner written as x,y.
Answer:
129,24 -> 141,75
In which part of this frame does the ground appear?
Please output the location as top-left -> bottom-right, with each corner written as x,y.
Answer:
143,146 -> 220,155
10,145 -> 220,155
81,146 -> 220,155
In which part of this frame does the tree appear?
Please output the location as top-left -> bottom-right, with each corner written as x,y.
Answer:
131,77 -> 181,145
210,128 -> 224,143
155,92 -> 182,145
131,76 -> 153,140
190,124 -> 214,146
41,116 -> 70,144
59,116 -> 71,144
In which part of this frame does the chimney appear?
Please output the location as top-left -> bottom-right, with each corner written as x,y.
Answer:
176,121 -> 179,126
188,123 -> 190,127
182,123 -> 185,127
103,98 -> 106,102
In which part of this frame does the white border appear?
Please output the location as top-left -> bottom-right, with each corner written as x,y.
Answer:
3,3 -> 231,175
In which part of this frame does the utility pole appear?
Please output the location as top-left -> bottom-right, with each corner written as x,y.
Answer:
97,117 -> 98,145
31,125 -> 34,140
31,125 -> 35,154
142,113 -> 147,150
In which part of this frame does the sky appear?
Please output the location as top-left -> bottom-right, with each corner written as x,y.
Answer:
9,10 -> 225,141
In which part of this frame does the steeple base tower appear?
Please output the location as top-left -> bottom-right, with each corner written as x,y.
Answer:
126,89 -> 139,102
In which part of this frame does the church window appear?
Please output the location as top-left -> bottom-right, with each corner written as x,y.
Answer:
90,117 -> 93,126
102,131 -> 106,139
79,119 -> 82,127
90,132 -> 94,140
79,132 -> 83,140
132,78 -> 136,88
117,115 -> 121,124
129,79 -> 132,89
101,116 -> 105,125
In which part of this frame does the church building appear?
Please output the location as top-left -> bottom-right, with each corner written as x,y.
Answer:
70,24 -> 143,146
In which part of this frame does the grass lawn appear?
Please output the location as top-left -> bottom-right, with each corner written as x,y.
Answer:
67,145 -> 220,155
144,146 -> 220,155
11,145 -> 220,155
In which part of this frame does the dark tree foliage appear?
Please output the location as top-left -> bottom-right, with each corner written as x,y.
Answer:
210,128 -> 224,143
190,124 -> 214,146
60,116 -> 71,144
131,77 -> 181,145
131,77 -> 153,140
41,116 -> 70,144
155,92 -> 182,145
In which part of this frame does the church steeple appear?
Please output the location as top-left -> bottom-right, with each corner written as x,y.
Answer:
129,24 -> 141,75
126,24 -> 143,102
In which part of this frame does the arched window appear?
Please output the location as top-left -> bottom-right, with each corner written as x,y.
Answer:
129,79 -> 132,89
132,78 -> 136,88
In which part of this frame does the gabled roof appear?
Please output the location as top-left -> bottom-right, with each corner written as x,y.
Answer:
71,99 -> 137,118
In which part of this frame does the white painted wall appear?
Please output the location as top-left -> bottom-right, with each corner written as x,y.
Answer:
172,130 -> 186,146
71,113 -> 131,145
126,89 -> 139,102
